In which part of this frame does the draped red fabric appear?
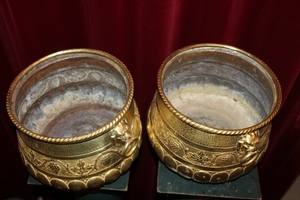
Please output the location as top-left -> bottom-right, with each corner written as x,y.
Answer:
0,1 -> 299,199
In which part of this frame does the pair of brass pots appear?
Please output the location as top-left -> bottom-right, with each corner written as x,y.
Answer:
7,44 -> 281,190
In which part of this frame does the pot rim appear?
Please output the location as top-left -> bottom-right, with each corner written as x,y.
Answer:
6,48 -> 134,143
157,43 -> 282,135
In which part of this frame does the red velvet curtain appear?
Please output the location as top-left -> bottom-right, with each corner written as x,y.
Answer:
0,1 -> 299,199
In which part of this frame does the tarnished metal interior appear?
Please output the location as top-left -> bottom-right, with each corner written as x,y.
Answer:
162,47 -> 276,130
12,53 -> 129,138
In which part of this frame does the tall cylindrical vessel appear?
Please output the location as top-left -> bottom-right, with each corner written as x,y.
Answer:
147,44 -> 281,183
7,49 -> 142,190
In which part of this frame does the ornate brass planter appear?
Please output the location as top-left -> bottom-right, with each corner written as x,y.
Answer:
7,49 -> 142,190
147,44 -> 281,183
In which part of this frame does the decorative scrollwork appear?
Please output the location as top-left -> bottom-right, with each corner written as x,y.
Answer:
212,153 -> 237,166
99,153 -> 113,167
168,138 -> 182,153
48,162 -> 61,174
27,150 -> 42,166
69,160 -> 94,176
185,149 -> 212,166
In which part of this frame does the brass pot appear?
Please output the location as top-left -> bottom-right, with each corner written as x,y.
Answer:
147,44 -> 281,183
7,49 -> 142,190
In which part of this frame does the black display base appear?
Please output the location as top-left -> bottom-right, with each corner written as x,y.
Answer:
157,162 -> 262,200
28,171 -> 130,200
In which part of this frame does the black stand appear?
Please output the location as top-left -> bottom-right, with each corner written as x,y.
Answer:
157,162 -> 262,200
28,171 -> 130,200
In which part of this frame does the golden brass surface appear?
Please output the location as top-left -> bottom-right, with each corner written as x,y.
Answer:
7,49 -> 142,190
147,44 -> 281,183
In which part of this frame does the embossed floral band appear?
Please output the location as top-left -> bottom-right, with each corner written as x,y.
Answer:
147,44 -> 282,183
6,49 -> 142,190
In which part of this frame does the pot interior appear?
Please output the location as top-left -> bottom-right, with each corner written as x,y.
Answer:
162,46 -> 275,130
13,51 -> 130,138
